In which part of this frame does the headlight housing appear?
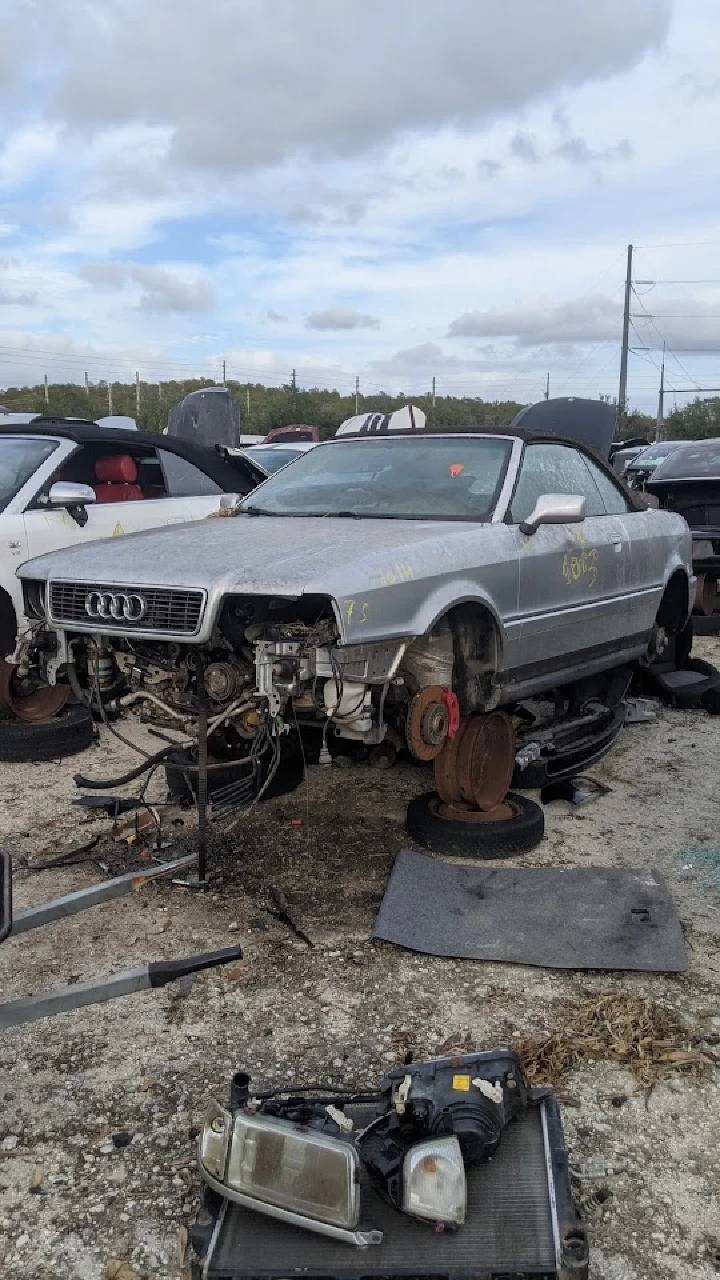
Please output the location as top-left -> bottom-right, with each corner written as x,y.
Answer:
199,1106 -> 382,1247
199,1099 -> 231,1180
22,579 -> 47,621
226,1111 -> 360,1229
402,1136 -> 466,1225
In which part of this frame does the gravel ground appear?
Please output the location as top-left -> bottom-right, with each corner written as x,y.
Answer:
0,639 -> 719,1280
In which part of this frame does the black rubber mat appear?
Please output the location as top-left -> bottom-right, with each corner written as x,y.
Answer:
372,850 -> 686,971
193,1099 -> 588,1279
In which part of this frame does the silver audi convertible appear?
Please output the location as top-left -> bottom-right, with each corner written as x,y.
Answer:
15,428 -> 692,763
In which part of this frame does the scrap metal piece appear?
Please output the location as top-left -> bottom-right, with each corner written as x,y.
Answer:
623,697 -> 659,725
454,712 -> 516,811
11,854 -> 197,935
0,945 -> 243,1029
0,656 -> 69,723
540,776 -> 611,807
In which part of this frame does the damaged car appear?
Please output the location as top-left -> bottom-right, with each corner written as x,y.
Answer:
13,428 -> 693,808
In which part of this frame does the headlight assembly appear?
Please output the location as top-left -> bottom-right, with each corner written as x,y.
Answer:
198,1050 -> 540,1248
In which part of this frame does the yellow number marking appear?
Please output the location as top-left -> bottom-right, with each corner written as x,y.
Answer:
562,547 -> 598,587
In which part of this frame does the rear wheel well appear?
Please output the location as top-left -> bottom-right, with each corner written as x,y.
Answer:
446,602 -> 500,715
657,570 -> 690,636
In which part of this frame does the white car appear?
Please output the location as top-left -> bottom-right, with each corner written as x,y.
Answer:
0,417 -> 266,655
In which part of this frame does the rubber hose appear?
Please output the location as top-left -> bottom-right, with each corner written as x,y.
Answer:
73,743 -> 176,789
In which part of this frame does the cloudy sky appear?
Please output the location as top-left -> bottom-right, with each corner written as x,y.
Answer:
1,0 -> 720,410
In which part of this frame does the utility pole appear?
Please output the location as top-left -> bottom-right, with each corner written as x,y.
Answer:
246,384 -> 250,420
655,343 -> 665,443
618,242 -> 633,414
545,372 -> 550,401
222,359 -> 226,388
43,374 -> 49,405
355,375 -> 360,414
84,371 -> 90,397
108,382 -> 113,416
431,375 -> 436,408
291,368 -> 297,392
135,371 -> 140,422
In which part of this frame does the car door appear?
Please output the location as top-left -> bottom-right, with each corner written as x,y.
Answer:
506,442 -> 631,677
22,443 -> 227,565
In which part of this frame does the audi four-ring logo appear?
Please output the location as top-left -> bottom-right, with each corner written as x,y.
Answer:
84,590 -> 147,621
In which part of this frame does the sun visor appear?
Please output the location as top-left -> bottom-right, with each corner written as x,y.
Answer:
335,404 -> 427,436
511,397 -> 616,458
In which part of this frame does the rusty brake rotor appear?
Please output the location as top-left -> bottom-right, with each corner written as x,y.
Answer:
0,656 -> 69,723
434,711 -> 516,811
429,794 -> 518,824
406,685 -> 451,761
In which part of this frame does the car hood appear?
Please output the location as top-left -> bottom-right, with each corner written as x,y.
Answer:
17,513 -> 485,599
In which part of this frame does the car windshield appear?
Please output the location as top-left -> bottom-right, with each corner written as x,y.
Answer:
240,435 -> 513,520
630,442 -> 682,469
243,446 -> 308,474
651,440 -> 720,482
0,436 -> 59,514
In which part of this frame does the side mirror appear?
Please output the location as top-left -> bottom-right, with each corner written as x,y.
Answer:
0,850 -> 12,944
520,493 -> 586,536
47,481 -> 97,508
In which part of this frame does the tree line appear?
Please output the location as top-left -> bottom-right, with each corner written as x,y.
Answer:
1,376 -> 716,440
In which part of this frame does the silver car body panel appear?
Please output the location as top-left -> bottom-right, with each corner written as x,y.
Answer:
17,433 -> 693,706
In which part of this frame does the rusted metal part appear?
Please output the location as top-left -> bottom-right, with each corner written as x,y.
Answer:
0,657 -> 69,723
430,795 -> 518,824
433,717 -> 470,802
406,685 -> 451,761
693,573 -> 718,617
454,711 -> 516,811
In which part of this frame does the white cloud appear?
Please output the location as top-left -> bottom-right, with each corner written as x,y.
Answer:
49,0 -> 669,171
79,262 -> 214,313
306,307 -> 381,331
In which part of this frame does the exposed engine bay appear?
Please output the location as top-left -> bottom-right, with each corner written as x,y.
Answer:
17,590 -> 463,769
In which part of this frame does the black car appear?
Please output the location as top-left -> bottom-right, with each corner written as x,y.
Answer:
623,440 -> 685,490
647,438 -> 720,581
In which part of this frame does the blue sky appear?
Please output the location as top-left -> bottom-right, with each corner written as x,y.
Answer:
1,0 -> 720,411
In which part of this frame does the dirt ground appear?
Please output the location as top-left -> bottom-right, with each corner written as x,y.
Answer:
0,640 -> 719,1280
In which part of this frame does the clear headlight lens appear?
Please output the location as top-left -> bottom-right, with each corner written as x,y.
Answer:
225,1112 -> 360,1230
199,1099 -> 232,1180
402,1135 -> 466,1225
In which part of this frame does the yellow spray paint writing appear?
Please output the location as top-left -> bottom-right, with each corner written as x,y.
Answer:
343,599 -> 370,625
378,562 -> 414,587
562,547 -> 598,587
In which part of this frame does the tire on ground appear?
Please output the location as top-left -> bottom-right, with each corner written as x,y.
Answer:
165,741 -> 305,805
405,790 -> 544,858
0,703 -> 94,762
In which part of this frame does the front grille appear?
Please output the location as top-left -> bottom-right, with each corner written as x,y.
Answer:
49,581 -> 205,636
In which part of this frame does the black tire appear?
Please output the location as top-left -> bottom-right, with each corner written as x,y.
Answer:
640,656 -> 720,709
165,740 -> 305,806
0,703 -> 95,763
405,790 -> 544,858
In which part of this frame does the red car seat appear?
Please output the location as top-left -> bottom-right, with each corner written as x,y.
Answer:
94,455 -> 144,502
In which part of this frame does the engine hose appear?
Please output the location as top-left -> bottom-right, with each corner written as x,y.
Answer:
67,660 -> 91,707
73,743 -> 177,789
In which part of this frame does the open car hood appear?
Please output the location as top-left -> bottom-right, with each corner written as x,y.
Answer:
511,397 -> 616,458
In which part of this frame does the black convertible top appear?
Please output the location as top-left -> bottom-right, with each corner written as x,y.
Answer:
0,417 -> 265,490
